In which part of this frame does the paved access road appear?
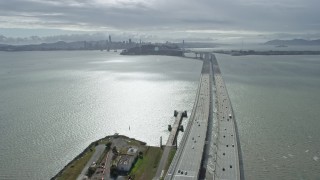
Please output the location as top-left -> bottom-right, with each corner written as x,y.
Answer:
155,112 -> 184,180
77,144 -> 106,180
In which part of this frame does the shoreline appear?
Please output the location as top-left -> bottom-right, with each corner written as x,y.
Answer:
213,50 -> 320,56
51,134 -> 147,180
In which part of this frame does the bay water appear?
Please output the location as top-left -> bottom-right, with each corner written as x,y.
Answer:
216,54 -> 320,179
0,51 -> 202,179
0,51 -> 319,179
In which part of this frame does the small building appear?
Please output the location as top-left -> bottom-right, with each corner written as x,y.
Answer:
127,147 -> 138,156
116,147 -> 139,172
117,155 -> 136,172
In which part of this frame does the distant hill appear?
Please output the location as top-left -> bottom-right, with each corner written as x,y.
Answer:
0,40 -> 223,51
0,40 -> 137,51
175,42 -> 222,48
265,39 -> 320,46
0,41 -> 88,51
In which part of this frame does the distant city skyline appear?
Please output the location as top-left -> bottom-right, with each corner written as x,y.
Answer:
0,0 -> 320,44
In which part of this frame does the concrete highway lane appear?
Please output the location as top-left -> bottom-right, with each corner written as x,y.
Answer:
211,55 -> 242,180
165,55 -> 212,180
165,53 -> 242,180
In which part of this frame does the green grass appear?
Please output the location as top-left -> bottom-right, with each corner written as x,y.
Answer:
96,148 -> 109,165
126,139 -> 145,146
130,158 -> 143,174
119,147 -> 129,154
129,146 -> 163,180
164,148 -> 176,174
153,148 -> 162,168
98,139 -> 109,144
56,147 -> 95,180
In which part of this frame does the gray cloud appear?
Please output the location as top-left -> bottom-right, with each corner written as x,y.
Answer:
0,0 -> 319,43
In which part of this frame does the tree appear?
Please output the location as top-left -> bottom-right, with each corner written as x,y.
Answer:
112,146 -> 118,154
110,165 -> 118,177
138,151 -> 143,158
87,167 -> 96,177
106,142 -> 112,150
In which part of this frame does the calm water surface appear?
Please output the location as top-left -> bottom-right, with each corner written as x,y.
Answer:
216,54 -> 320,180
0,51 -> 202,179
1,51 -> 319,179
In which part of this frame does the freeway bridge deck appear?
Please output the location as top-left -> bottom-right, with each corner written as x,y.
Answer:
165,53 -> 212,180
211,55 -> 242,180
164,53 -> 242,180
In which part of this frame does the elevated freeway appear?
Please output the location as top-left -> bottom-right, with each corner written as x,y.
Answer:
165,53 -> 212,179
211,55 -> 243,180
164,53 -> 242,180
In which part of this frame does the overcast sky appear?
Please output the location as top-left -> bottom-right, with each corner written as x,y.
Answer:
0,0 -> 319,43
